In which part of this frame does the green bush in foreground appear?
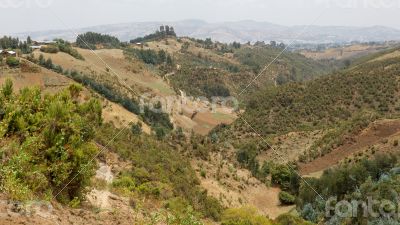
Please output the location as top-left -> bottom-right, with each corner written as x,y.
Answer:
278,191 -> 296,205
6,56 -> 20,67
221,206 -> 273,225
0,81 -> 102,202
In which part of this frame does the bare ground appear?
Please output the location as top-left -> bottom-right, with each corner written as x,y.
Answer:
299,119 -> 400,175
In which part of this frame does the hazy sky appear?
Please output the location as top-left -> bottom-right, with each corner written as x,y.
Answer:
1,0 -> 400,34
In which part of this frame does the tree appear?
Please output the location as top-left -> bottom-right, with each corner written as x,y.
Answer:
0,84 -> 102,202
6,57 -> 20,68
271,165 -> 292,190
301,203 -> 318,223
76,32 -> 120,49
44,58 -> 53,69
232,41 -> 241,49
27,36 -> 32,45
1,79 -> 13,99
131,122 -> 142,135
181,42 -> 190,53
38,54 -> 45,65
165,25 -> 170,35
279,191 -> 296,205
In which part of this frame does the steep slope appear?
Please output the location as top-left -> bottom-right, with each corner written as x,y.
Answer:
225,47 -> 400,171
0,59 -> 151,133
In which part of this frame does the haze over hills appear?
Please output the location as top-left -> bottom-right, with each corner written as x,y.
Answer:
12,20 -> 400,44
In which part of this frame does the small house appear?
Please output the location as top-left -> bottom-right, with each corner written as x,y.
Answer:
135,42 -> 144,48
0,50 -> 17,57
30,45 -> 42,50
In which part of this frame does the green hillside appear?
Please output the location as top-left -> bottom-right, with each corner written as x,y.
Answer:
171,42 -> 336,98
125,37 -> 337,99
226,51 -> 400,162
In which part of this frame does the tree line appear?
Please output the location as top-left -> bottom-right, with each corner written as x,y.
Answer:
76,32 -> 122,49
130,25 -> 177,43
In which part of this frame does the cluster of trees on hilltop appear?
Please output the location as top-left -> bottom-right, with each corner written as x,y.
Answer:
76,32 -> 122,49
0,36 -> 20,49
125,48 -> 173,66
130,25 -> 176,43
0,36 -> 32,54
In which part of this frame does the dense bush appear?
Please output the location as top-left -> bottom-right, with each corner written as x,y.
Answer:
5,56 -> 19,67
76,32 -> 120,49
40,45 -> 59,53
0,36 -> 19,49
221,206 -> 273,225
125,48 -> 173,66
236,142 -> 259,177
0,81 -> 102,202
275,214 -> 314,225
130,25 -> 176,43
54,39 -> 84,60
278,191 -> 296,205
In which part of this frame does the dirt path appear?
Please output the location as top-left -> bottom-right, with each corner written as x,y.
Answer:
299,119 -> 400,175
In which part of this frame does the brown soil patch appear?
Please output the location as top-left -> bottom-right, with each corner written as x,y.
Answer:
300,44 -> 389,60
0,62 -> 72,93
257,130 -> 323,164
192,152 -> 293,219
34,49 -> 175,96
299,119 -> 400,175
102,100 -> 151,134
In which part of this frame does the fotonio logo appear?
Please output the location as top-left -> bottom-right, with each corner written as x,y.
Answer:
0,0 -> 53,8
326,197 -> 400,219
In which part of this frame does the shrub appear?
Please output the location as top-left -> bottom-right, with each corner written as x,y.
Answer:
0,83 -> 102,202
112,176 -> 136,191
131,122 -> 142,135
271,165 -> 292,189
6,56 -> 19,67
201,195 -> 224,221
221,206 -> 273,225
40,45 -> 59,53
275,213 -> 314,225
54,39 -> 84,60
279,191 -> 296,205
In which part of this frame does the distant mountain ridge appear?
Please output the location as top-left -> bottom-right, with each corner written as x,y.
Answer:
12,20 -> 400,44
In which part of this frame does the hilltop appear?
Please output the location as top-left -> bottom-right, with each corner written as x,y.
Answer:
13,20 -> 400,44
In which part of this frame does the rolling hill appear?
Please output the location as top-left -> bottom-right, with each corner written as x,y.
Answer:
13,20 -> 400,44
225,45 -> 400,170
